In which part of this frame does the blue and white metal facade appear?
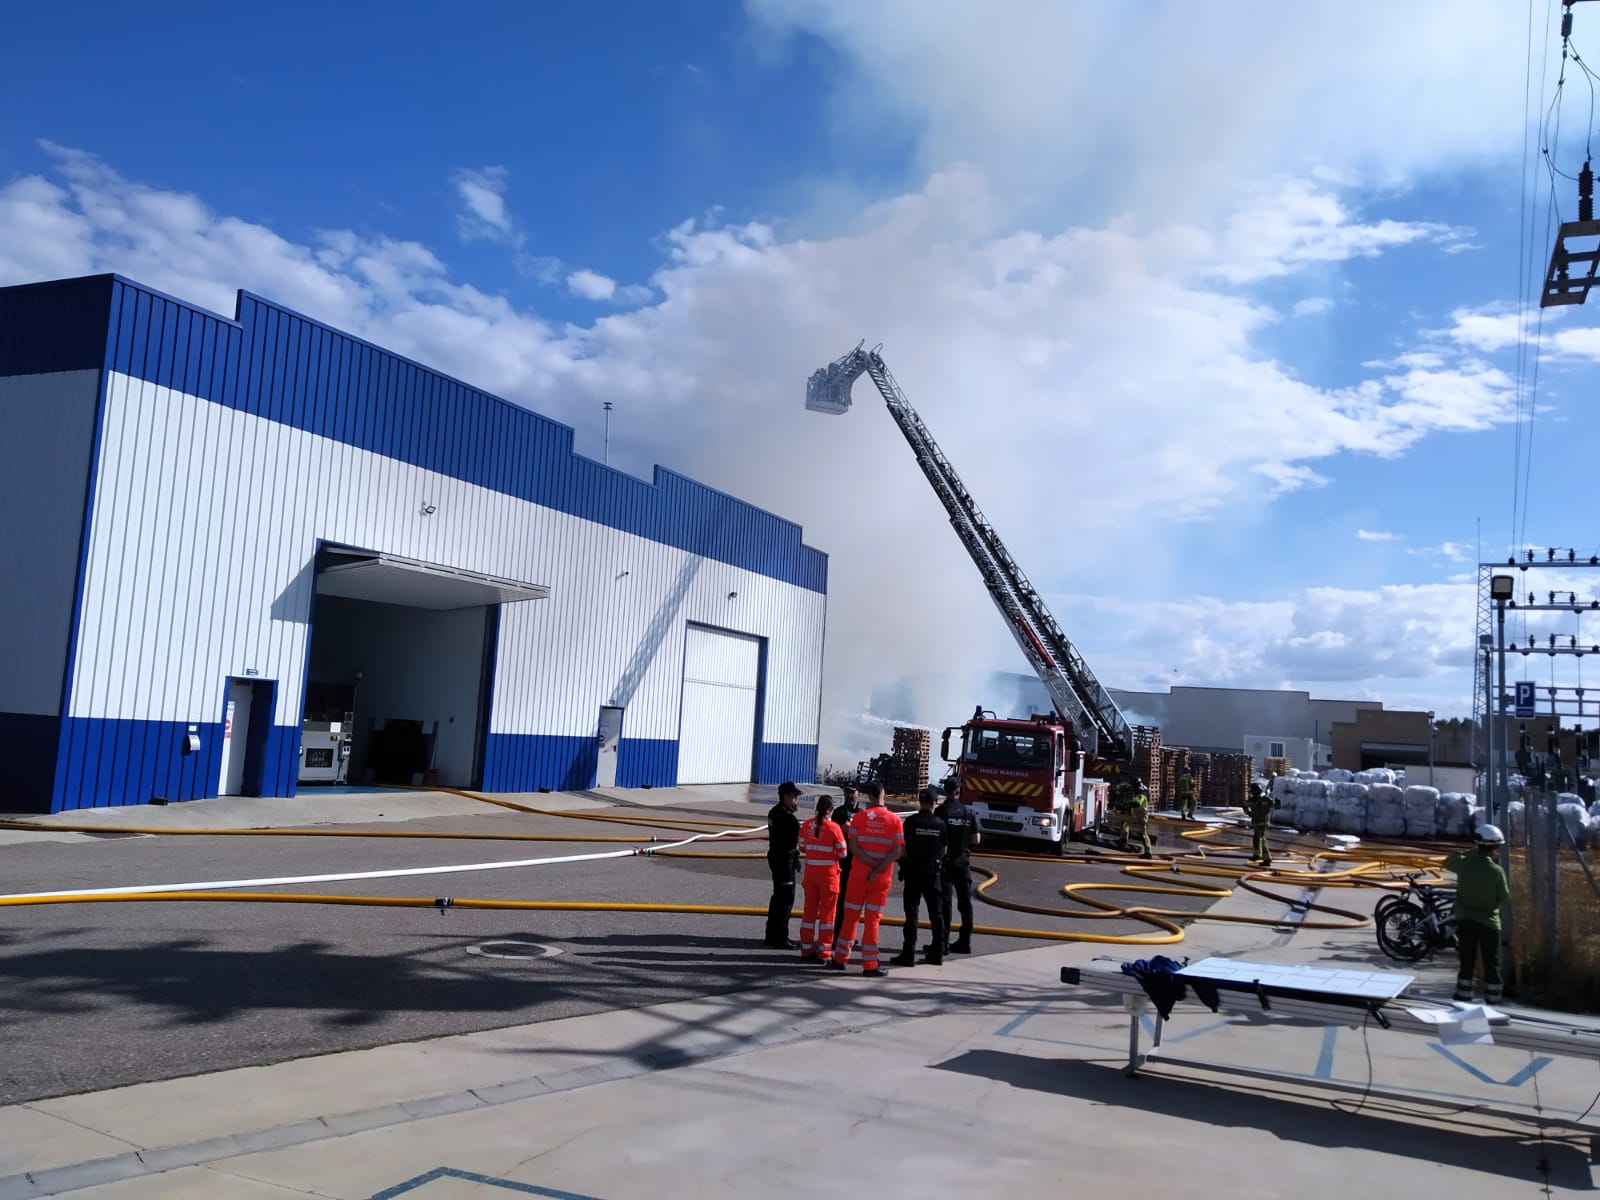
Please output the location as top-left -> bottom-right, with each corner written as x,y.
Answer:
0,275 -> 827,813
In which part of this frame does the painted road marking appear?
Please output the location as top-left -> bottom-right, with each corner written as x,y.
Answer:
1427,1043 -> 1554,1087
1315,1025 -> 1337,1079
370,1166 -> 608,1199
994,1001 -> 1230,1048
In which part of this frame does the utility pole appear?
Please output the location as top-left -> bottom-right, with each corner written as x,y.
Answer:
603,401 -> 614,467
1492,575 -> 1514,823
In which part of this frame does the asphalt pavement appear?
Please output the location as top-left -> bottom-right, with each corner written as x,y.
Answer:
0,788 -> 1595,1200
0,787 -> 1209,1105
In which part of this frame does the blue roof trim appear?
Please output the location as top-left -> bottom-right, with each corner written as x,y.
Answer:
0,274 -> 827,593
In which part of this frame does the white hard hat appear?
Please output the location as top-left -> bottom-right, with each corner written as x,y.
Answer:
1475,823 -> 1505,845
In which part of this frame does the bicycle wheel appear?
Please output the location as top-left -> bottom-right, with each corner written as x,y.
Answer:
1374,893 -> 1408,923
1376,900 -> 1432,962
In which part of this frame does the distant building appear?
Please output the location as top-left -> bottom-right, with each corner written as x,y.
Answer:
987,674 -> 1442,774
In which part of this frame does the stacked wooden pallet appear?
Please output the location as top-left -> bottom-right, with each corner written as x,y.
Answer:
856,726 -> 932,796
1130,725 -> 1164,804
1200,752 -> 1253,808
1159,746 -> 1189,808
1263,756 -> 1293,779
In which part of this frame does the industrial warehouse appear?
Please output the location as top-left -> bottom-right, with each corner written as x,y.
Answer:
0,273 -> 826,814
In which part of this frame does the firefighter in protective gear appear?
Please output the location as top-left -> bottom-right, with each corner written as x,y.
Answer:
935,777 -> 980,954
1444,824 -> 1511,1003
832,783 -> 861,935
1245,780 -> 1277,865
827,781 -> 904,977
1175,766 -> 1197,820
1123,777 -> 1153,858
798,794 -> 847,961
764,782 -> 802,948
892,789 -> 947,967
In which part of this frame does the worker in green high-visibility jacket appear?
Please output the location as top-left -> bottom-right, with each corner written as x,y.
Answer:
1444,824 -> 1511,1004
1245,780 -> 1277,866
1175,767 -> 1197,820
1124,777 -> 1153,859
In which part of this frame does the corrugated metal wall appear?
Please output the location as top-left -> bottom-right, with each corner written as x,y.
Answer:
8,275 -> 826,810
0,371 -> 102,809
0,278 -> 115,811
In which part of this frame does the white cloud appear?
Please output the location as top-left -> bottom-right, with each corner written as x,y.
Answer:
746,0 -> 1533,224
564,269 -> 651,306
1357,529 -> 1397,541
1409,541 -> 1471,562
1203,178 -> 1460,285
567,269 -> 617,301
453,166 -> 520,245
1548,326 -> 1600,360
1445,306 -> 1523,353
1087,582 -> 1483,714
1293,297 -> 1334,317
0,148 -> 1531,762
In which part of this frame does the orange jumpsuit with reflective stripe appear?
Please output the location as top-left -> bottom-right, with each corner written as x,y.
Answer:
797,817 -> 846,958
831,806 -> 905,971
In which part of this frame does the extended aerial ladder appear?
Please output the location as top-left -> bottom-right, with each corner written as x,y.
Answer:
806,344 -> 1133,763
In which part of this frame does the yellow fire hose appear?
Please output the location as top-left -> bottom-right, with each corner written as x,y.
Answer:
0,787 -> 1455,947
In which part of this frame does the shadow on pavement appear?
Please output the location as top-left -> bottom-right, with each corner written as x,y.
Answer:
933,1049 -> 1594,1188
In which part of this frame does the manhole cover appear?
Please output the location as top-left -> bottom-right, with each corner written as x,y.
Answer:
467,941 -> 563,961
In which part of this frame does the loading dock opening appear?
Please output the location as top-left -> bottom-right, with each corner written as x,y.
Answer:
301,545 -> 548,790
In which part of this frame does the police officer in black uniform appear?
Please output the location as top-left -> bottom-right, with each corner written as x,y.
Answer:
891,788 -> 947,967
934,777 -> 980,955
764,781 -> 801,949
832,783 -> 861,935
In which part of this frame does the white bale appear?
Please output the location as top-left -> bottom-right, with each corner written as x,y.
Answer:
1403,785 -> 1441,839
1507,800 -> 1526,842
1293,782 -> 1329,831
1435,793 -> 1475,838
1269,775 -> 1297,825
1589,800 -> 1600,821
1557,802 -> 1590,846
1323,768 -> 1354,784
1364,787 -> 1406,837
1326,788 -> 1366,834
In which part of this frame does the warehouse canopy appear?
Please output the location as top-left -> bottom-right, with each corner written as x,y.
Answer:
315,545 -> 549,610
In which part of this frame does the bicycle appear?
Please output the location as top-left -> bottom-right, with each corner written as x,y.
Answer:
1375,874 -> 1457,963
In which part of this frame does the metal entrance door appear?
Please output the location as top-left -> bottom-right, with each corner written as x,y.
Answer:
596,706 -> 624,787
219,679 -> 254,796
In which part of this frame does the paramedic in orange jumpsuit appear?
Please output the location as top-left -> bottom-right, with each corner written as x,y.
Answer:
826,781 -> 904,977
797,794 -> 847,960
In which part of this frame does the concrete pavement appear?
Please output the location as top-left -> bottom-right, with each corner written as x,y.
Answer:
0,783 -> 777,846
1,790 -> 1597,1198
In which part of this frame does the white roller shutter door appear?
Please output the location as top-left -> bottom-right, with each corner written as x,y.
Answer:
677,626 -> 761,785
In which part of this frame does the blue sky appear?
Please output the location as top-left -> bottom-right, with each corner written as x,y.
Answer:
4,1 -> 1598,761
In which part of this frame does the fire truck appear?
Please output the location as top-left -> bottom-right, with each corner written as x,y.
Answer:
806,345 -> 1134,851
938,709 -> 1113,854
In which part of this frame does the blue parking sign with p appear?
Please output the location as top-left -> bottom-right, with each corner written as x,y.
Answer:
1515,681 -> 1536,718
